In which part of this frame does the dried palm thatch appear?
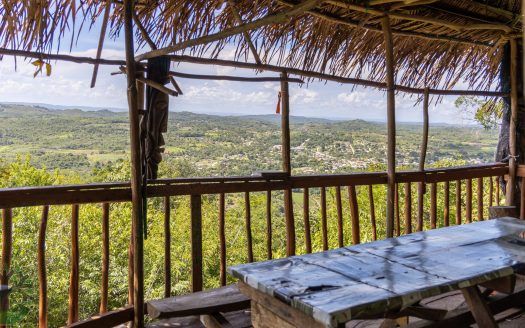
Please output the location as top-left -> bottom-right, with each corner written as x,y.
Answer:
0,0 -> 522,91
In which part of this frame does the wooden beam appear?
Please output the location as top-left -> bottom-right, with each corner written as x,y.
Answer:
0,48 -> 126,65
382,15 -> 396,238
506,39 -> 518,206
0,209 -> 12,328
135,0 -> 323,61
461,286 -> 498,328
417,88 -> 429,231
169,71 -> 304,83
123,0 -> 145,327
90,3 -> 111,88
168,55 -> 508,97
226,0 -> 262,65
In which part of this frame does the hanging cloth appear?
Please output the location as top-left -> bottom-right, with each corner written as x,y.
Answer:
276,91 -> 282,114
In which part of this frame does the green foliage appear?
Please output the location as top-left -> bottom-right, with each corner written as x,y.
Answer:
455,96 -> 504,130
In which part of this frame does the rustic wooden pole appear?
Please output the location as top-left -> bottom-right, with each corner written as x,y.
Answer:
368,185 -> 377,240
265,191 -> 273,259
68,205 -> 80,325
444,181 -> 450,226
100,203 -> 110,314
281,72 -> 295,256
477,178 -> 484,220
348,185 -> 360,244
417,88 -> 430,231
466,179 -> 473,223
219,193 -> 227,285
320,187 -> 328,251
335,186 -> 344,247
123,0 -> 145,326
506,39 -> 518,206
38,206 -> 48,328
404,183 -> 412,234
303,188 -> 312,253
382,15 -> 396,238
456,180 -> 462,225
163,197 -> 171,297
191,195 -> 203,292
90,2 -> 111,88
245,192 -> 254,262
0,209 -> 12,328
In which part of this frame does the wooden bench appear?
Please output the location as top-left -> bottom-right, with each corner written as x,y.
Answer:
229,217 -> 525,328
146,284 -> 250,327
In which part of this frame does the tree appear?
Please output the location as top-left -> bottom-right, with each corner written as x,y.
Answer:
454,96 -> 504,130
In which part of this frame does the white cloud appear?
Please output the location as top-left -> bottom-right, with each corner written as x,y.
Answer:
336,91 -> 366,104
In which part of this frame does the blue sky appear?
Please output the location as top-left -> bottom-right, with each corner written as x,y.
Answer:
0,18 -> 482,125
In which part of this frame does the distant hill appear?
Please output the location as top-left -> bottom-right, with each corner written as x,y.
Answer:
0,103 -> 499,177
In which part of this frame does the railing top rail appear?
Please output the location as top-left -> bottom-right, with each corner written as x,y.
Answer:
0,163 -> 509,209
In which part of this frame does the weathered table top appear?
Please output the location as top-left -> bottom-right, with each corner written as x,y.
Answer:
228,217 -> 525,327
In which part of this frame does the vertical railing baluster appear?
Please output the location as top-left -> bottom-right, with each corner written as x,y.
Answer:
430,183 -> 437,229
496,177 -> 500,205
303,188 -> 312,254
68,204 -> 80,325
444,182 -> 450,227
1,209 -> 12,328
244,192 -> 253,262
395,184 -> 401,236
127,226 -> 134,305
466,179 -> 472,223
191,195 -> 203,292
219,193 -> 227,286
100,203 -> 110,313
489,177 -> 494,207
368,185 -> 377,241
335,186 -> 344,247
404,183 -> 412,234
348,185 -> 360,244
163,198 -> 171,297
521,179 -> 525,220
417,182 -> 425,231
320,187 -> 328,251
456,180 -> 462,225
477,178 -> 483,221
266,191 -> 273,259
38,206 -> 48,328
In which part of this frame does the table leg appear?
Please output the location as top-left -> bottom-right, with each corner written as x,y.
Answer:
461,285 -> 498,328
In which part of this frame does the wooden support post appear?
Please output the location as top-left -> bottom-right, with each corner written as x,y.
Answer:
382,15 -> 396,238
417,88 -> 430,231
163,197 -> 171,297
38,206 -> 48,328
191,195 -> 203,292
281,72 -> 295,256
100,203 -> 110,313
123,0 -> 145,326
506,38 -> 518,206
68,205 -> 80,325
0,209 -> 12,328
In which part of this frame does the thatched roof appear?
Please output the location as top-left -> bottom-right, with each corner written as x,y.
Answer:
0,1 -> 522,92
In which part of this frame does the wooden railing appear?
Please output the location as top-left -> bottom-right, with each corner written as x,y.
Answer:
0,163 -> 511,326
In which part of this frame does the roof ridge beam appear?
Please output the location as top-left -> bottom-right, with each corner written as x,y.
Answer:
134,0 -> 323,61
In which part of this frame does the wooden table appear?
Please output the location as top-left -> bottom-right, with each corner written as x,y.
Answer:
228,217 -> 525,328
